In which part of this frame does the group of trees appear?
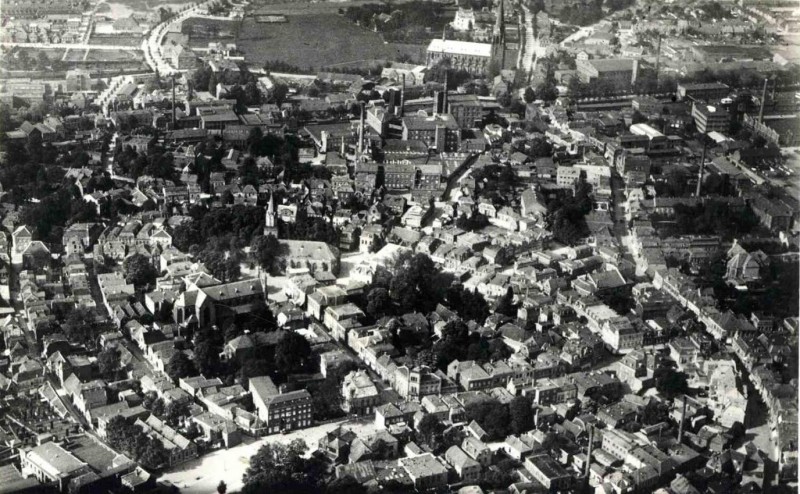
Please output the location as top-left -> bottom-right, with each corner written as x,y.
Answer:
62,306 -> 110,350
114,146 -> 177,182
471,163 -> 519,206
552,0 -> 634,26
342,2 -> 448,44
123,253 -> 158,288
172,204 -> 266,279
465,396 -> 535,441
543,179 -> 593,245
416,414 -> 465,453
424,319 -> 511,372
106,416 -> 169,469
242,439 -> 327,494
669,201 -> 760,240
368,252 -> 459,316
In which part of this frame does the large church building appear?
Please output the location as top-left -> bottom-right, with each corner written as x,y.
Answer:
425,0 -> 507,75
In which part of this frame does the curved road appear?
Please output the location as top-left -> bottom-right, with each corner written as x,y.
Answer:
143,2 -> 212,75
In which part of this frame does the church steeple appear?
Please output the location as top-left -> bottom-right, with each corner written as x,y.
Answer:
494,0 -> 504,38
264,192 -> 278,237
493,0 -> 506,69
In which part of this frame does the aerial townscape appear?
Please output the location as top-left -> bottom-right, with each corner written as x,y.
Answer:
0,0 -> 799,493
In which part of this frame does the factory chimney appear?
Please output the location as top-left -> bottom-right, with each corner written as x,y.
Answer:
358,102 -> 365,155
696,139 -> 707,197
400,73 -> 406,117
443,70 -> 448,115
584,426 -> 594,479
171,73 -> 176,129
759,78 -> 768,123
678,395 -> 688,444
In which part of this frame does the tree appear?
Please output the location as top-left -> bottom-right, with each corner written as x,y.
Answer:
509,396 -> 534,435
526,137 -> 553,158
494,287 -> 516,317
465,399 -> 511,440
274,331 -> 311,375
166,351 -> 196,381
326,476 -> 366,494
366,287 -> 392,318
523,87 -> 536,104
272,83 -> 289,106
217,480 -> 228,494
194,340 -> 222,376
123,253 -> 157,288
63,307 -> 106,349
251,234 -> 285,274
97,347 -> 121,376
536,82 -> 559,102
243,440 -> 326,494
417,414 -> 445,448
654,366 -> 689,399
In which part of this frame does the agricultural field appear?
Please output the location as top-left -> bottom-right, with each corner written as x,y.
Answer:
235,13 -> 425,70
101,0 -> 195,18
88,36 -> 144,47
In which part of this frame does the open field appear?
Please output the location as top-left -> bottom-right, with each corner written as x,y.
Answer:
102,0 -> 196,18
235,13 -> 424,70
86,49 -> 143,62
88,36 -> 143,47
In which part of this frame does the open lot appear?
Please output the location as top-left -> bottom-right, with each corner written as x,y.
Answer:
160,418 -> 378,493
231,13 -> 424,70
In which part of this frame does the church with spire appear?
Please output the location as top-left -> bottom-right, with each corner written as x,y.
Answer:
264,192 -> 278,238
492,0 -> 506,69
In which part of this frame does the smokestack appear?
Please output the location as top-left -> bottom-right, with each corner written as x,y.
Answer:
696,139 -> 707,197
358,102 -> 365,155
433,91 -> 440,115
340,136 -> 345,157
758,78 -> 768,123
584,426 -> 594,479
678,395 -> 687,444
400,73 -> 405,117
655,35 -> 662,90
171,74 -> 176,129
443,70 -> 448,115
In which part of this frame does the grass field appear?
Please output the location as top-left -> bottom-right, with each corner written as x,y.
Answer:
103,0 -> 195,17
234,13 -> 424,70
88,36 -> 143,47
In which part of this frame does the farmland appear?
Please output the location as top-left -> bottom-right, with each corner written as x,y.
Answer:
235,13 -> 424,70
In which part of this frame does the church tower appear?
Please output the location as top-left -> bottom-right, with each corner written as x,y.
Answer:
493,0 -> 506,69
264,192 -> 278,237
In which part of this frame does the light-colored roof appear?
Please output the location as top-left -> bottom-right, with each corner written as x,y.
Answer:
427,39 -> 493,58
26,442 -> 87,478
